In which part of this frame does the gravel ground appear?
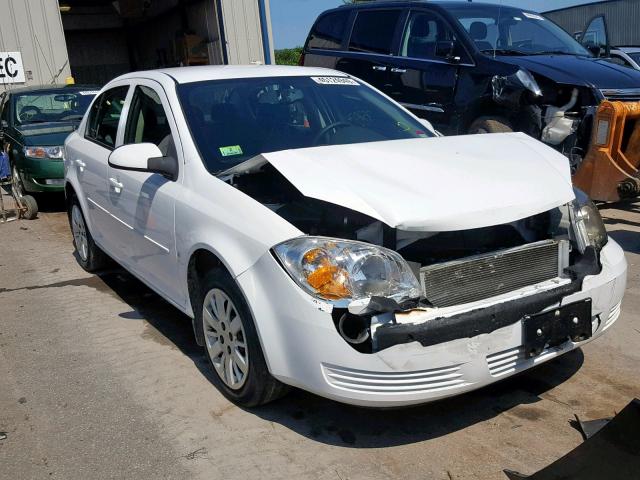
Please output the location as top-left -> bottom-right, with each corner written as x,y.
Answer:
1,194 -> 638,480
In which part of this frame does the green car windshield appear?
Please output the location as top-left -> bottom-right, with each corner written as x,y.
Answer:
177,76 -> 433,173
14,89 -> 98,126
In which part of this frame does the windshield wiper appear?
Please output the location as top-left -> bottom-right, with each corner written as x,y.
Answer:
480,48 -> 530,56
530,50 -> 575,56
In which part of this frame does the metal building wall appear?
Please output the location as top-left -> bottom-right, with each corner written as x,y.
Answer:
545,0 -> 640,46
0,0 -> 71,90
218,0 -> 274,65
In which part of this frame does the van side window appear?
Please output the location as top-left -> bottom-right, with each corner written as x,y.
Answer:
401,11 -> 459,60
124,85 -> 175,157
308,11 -> 350,50
86,86 -> 128,149
349,10 -> 402,55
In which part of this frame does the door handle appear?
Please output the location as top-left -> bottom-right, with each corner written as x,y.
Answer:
75,159 -> 86,172
372,65 -> 387,71
109,177 -> 123,193
390,67 -> 407,73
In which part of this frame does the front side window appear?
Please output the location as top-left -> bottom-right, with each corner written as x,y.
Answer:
400,11 -> 460,60
308,11 -> 350,50
449,5 -> 591,56
124,85 -> 174,156
13,89 -> 97,125
86,86 -> 128,149
628,52 -> 640,65
177,76 -> 433,173
349,10 -> 402,55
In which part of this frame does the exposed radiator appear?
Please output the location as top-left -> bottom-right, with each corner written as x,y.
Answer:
420,240 -> 569,308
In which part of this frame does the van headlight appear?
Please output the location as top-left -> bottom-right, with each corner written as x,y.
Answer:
571,189 -> 608,252
273,237 -> 421,303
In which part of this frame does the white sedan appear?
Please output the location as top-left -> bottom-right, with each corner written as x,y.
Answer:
64,66 -> 626,407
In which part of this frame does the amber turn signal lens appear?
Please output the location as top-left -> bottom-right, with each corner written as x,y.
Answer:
306,265 -> 351,299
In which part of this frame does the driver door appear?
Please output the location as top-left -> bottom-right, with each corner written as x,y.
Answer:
107,80 -> 184,307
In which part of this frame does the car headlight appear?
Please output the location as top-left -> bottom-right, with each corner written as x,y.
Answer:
23,146 -> 64,159
571,189 -> 608,252
273,237 -> 421,303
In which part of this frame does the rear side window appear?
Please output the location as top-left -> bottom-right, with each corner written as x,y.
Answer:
349,9 -> 402,55
86,86 -> 128,149
308,11 -> 350,50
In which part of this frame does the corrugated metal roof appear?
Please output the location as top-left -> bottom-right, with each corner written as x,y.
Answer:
544,0 -> 640,46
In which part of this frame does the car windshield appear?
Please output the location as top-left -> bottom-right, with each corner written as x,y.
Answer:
448,5 -> 591,57
629,52 -> 640,64
14,89 -> 98,126
177,76 -> 433,173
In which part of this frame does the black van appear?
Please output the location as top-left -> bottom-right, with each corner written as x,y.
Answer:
302,1 -> 640,171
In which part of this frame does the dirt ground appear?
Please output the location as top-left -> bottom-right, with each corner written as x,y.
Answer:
1,192 -> 639,480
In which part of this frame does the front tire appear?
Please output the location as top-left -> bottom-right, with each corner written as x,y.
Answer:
69,198 -> 108,272
198,268 -> 288,407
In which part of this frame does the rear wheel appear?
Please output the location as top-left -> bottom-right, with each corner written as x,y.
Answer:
469,116 -> 514,134
198,267 -> 288,407
69,198 -> 108,272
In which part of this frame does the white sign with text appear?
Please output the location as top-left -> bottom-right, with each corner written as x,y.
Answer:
0,52 -> 26,84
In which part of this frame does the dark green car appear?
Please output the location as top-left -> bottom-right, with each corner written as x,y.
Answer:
0,85 -> 98,206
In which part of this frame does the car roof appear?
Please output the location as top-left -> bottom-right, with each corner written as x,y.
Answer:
333,0 -> 520,11
114,65 -> 350,85
616,47 -> 640,54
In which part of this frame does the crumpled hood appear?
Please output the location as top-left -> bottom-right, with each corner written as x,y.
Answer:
252,132 -> 574,231
498,54 -> 640,88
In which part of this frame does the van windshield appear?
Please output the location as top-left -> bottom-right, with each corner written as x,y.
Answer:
177,76 -> 433,173
448,5 -> 591,57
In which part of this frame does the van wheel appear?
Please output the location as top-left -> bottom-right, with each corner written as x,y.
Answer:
69,198 -> 108,272
21,195 -> 38,220
469,116 -> 514,134
198,267 -> 289,407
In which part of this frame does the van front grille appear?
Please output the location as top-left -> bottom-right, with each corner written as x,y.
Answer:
420,240 -> 566,308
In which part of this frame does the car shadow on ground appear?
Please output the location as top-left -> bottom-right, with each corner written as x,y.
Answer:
97,268 -> 585,448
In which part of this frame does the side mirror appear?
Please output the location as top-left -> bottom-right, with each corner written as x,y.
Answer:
435,40 -> 460,62
108,143 -> 178,181
588,45 -> 603,57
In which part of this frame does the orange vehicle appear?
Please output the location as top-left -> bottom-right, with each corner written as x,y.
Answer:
574,99 -> 640,201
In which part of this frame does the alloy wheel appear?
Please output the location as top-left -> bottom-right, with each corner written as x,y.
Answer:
202,288 -> 249,390
71,205 -> 89,262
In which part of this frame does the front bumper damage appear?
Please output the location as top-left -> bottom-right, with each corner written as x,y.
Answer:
237,239 -> 627,407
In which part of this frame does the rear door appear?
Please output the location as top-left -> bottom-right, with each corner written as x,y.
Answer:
336,8 -> 404,95
107,80 -> 183,306
73,84 -> 129,256
390,8 -> 469,130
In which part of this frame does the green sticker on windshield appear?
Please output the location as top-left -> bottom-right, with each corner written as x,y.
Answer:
219,145 -> 243,157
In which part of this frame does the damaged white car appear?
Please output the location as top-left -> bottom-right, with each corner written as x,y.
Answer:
64,66 -> 627,407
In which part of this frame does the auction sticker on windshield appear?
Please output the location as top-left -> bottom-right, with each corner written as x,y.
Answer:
219,145 -> 243,157
311,77 -> 359,86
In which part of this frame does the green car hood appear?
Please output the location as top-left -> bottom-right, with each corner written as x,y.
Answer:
18,122 -> 78,147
